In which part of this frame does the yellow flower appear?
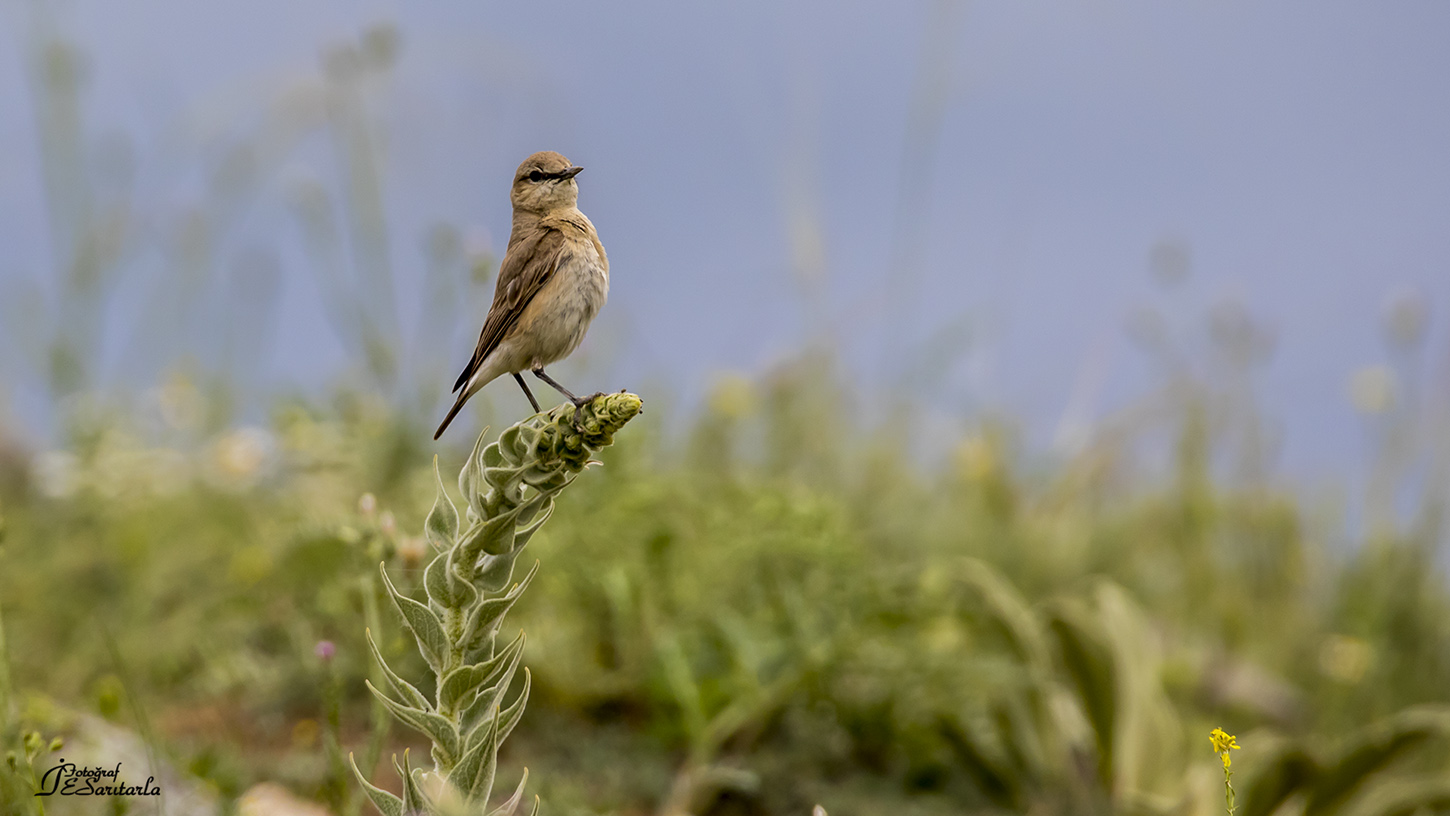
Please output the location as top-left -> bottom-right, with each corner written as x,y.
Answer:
1210,728 -> 1240,767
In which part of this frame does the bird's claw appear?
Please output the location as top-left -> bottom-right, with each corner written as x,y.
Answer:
570,392 -> 606,431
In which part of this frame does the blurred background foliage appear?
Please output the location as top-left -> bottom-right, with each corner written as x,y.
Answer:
3,341 -> 1449,815
2,6 -> 1450,816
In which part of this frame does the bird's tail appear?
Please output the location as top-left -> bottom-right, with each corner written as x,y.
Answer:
434,393 -> 469,440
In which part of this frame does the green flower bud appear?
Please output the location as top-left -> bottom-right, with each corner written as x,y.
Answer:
546,392 -> 644,471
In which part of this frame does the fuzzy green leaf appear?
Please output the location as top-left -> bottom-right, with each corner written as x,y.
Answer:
463,562 -> 538,651
481,492 -> 552,559
394,749 -> 429,815
512,492 -> 554,529
481,442 -> 505,468
498,426 -> 524,463
425,456 -> 459,551
475,551 -> 521,595
450,696 -> 502,804
367,681 -> 460,766
350,753 -> 403,816
381,565 -> 449,674
460,429 -> 490,516
424,550 -> 452,611
457,512 -> 518,575
427,550 -> 476,612
484,464 -> 524,494
520,464 -> 569,490
486,768 -> 531,816
462,650 -> 526,740
365,628 -> 431,712
495,668 -> 532,746
440,632 -> 525,715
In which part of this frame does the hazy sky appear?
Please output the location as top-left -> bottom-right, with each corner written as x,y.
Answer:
2,1 -> 1448,480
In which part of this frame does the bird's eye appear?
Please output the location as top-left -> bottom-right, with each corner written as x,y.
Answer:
528,170 -> 543,182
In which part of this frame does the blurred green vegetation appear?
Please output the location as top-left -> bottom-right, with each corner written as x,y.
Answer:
1,350 -> 1449,815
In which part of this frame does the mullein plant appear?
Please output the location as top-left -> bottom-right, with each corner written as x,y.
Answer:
352,394 -> 642,816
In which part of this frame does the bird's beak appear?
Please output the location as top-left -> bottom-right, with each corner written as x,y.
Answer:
560,166 -> 583,179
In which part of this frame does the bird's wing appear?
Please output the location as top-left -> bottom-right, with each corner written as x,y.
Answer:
451,225 -> 566,392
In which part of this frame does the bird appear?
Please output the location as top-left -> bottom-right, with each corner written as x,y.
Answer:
434,151 -> 610,440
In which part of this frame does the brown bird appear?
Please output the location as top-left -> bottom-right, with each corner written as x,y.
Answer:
434,151 -> 609,440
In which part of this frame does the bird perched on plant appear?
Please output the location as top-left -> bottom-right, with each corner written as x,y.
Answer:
435,151 -> 610,440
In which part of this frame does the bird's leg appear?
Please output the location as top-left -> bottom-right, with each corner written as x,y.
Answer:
533,368 -> 603,429
513,372 -> 542,413
532,367 -> 580,403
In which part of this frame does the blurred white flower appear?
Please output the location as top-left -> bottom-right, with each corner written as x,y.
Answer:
32,451 -> 79,499
211,427 -> 275,488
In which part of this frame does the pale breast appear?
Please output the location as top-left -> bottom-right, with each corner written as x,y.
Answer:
513,237 -> 608,367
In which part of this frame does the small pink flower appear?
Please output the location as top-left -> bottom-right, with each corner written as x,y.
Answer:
314,640 -> 336,661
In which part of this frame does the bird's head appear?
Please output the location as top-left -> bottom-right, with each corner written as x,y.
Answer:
510,151 -> 583,215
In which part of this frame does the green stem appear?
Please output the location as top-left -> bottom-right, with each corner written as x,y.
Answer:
98,624 -> 163,816
356,574 -> 390,816
321,658 -> 349,814
28,760 -> 46,816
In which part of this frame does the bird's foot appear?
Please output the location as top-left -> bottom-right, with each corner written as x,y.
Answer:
570,392 -> 607,431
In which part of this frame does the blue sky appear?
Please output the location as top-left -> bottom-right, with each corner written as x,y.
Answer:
2,1 -> 1448,481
